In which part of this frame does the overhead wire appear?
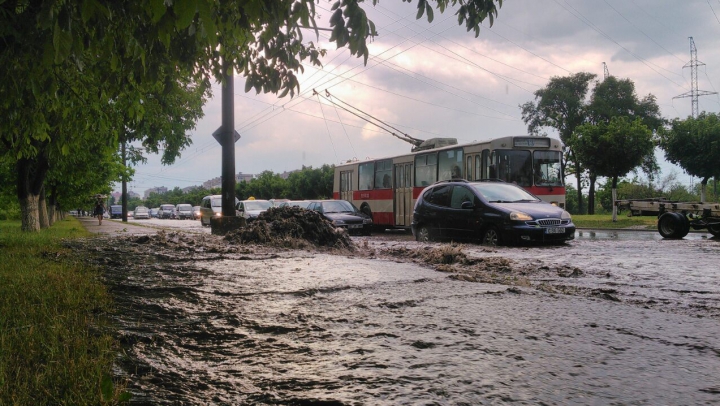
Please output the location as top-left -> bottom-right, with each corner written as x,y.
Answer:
551,0 -> 687,89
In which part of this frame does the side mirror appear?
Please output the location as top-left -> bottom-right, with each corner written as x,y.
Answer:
461,201 -> 474,210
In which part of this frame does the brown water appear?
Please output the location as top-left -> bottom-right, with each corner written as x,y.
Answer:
72,232 -> 720,405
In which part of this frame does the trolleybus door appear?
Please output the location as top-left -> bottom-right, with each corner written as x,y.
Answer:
339,170 -> 354,203
394,163 -> 413,227
465,154 -> 478,180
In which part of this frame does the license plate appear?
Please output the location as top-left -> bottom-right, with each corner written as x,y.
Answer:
348,224 -> 362,229
545,227 -> 565,234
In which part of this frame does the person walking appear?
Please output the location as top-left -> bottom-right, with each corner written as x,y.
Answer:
93,199 -> 106,225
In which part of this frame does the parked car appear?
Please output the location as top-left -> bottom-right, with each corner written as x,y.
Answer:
235,199 -> 273,221
192,206 -> 201,220
307,200 -> 372,235
411,179 -> 575,245
278,200 -> 311,209
176,204 -> 194,220
149,208 -> 160,218
199,195 -> 240,227
158,204 -> 176,219
109,205 -> 123,219
134,206 -> 150,219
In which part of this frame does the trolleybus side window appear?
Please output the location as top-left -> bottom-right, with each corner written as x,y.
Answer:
358,162 -> 374,190
438,148 -> 463,181
475,154 -> 482,181
375,159 -> 392,189
415,153 -> 437,186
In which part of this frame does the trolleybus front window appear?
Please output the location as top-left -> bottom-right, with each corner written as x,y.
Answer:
533,150 -> 563,186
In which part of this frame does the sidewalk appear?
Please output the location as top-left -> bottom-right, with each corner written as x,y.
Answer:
76,216 -> 156,236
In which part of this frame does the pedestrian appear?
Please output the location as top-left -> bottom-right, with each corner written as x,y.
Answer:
93,199 -> 106,225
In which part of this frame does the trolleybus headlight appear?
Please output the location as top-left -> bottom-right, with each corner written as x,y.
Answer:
510,211 -> 533,221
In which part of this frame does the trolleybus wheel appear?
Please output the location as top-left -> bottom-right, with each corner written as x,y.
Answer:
658,212 -> 688,238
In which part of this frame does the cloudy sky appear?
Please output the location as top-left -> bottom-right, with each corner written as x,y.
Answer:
125,0 -> 720,194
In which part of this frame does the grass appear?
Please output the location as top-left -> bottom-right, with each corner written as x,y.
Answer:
0,217 -> 126,405
571,214 -> 658,229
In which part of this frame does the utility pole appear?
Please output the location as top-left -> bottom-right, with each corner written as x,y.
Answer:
602,62 -> 609,80
673,37 -> 717,118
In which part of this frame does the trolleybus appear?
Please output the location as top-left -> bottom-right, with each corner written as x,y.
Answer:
333,135 -> 566,231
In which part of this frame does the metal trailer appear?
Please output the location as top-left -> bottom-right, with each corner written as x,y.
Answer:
615,198 -> 720,238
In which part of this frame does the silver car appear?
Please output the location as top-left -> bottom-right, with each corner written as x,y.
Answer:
133,206 -> 150,219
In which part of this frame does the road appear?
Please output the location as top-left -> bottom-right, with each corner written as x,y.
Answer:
74,216 -> 720,405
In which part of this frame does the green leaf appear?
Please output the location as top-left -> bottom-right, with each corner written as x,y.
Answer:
174,0 -> 196,30
416,0 -> 425,20
426,3 -> 434,23
149,0 -> 167,23
53,22 -> 73,63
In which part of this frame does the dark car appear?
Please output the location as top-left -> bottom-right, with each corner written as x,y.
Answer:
411,180 -> 575,245
307,200 -> 373,236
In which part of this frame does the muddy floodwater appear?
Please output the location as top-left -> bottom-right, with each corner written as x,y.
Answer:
71,227 -> 720,405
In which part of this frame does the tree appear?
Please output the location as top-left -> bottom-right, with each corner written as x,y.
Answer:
520,72 -> 597,214
582,76 -> 663,213
658,112 -> 720,203
572,117 -> 654,221
2,0 -> 503,231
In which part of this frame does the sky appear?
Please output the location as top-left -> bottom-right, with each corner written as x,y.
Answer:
123,0 -> 720,195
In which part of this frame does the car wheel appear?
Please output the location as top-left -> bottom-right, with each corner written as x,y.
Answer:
416,225 -> 432,242
658,212 -> 688,238
482,225 -> 501,246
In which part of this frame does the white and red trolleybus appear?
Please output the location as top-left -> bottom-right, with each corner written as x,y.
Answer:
333,135 -> 566,230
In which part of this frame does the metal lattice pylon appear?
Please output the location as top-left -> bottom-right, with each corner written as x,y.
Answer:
673,37 -> 717,118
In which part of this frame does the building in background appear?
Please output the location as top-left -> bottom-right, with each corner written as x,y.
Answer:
144,186 -> 168,199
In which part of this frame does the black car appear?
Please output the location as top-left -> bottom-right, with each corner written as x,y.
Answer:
412,180 -> 575,245
307,200 -> 373,236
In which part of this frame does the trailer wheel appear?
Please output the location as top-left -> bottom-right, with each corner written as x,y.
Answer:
708,223 -> 720,238
658,212 -> 688,238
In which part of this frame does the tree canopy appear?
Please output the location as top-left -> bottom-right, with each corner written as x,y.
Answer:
2,0 -> 504,231
572,116 -> 653,220
659,112 -> 720,202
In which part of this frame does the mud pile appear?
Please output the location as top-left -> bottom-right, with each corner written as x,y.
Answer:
224,206 -> 354,250
378,244 -> 531,286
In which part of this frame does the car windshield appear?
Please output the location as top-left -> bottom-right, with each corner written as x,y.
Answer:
135,207 -> 148,213
177,205 -> 191,210
289,201 -> 310,208
161,205 -> 174,210
471,183 -> 539,203
245,201 -> 273,211
211,199 -> 222,207
321,200 -> 356,213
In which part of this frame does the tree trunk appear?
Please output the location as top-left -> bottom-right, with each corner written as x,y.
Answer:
38,186 -> 49,229
574,161 -> 584,214
16,156 -> 50,232
48,186 -> 57,226
20,194 -> 41,232
588,174 -> 596,215
611,176 -> 618,222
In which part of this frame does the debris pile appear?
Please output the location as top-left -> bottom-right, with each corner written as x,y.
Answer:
224,206 -> 354,249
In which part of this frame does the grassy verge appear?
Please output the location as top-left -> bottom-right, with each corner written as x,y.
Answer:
0,217 -> 125,405
572,214 -> 657,229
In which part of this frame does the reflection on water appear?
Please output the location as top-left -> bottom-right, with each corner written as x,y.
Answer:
75,234 -> 720,405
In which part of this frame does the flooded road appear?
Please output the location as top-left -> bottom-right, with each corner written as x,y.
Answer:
75,225 -> 720,405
